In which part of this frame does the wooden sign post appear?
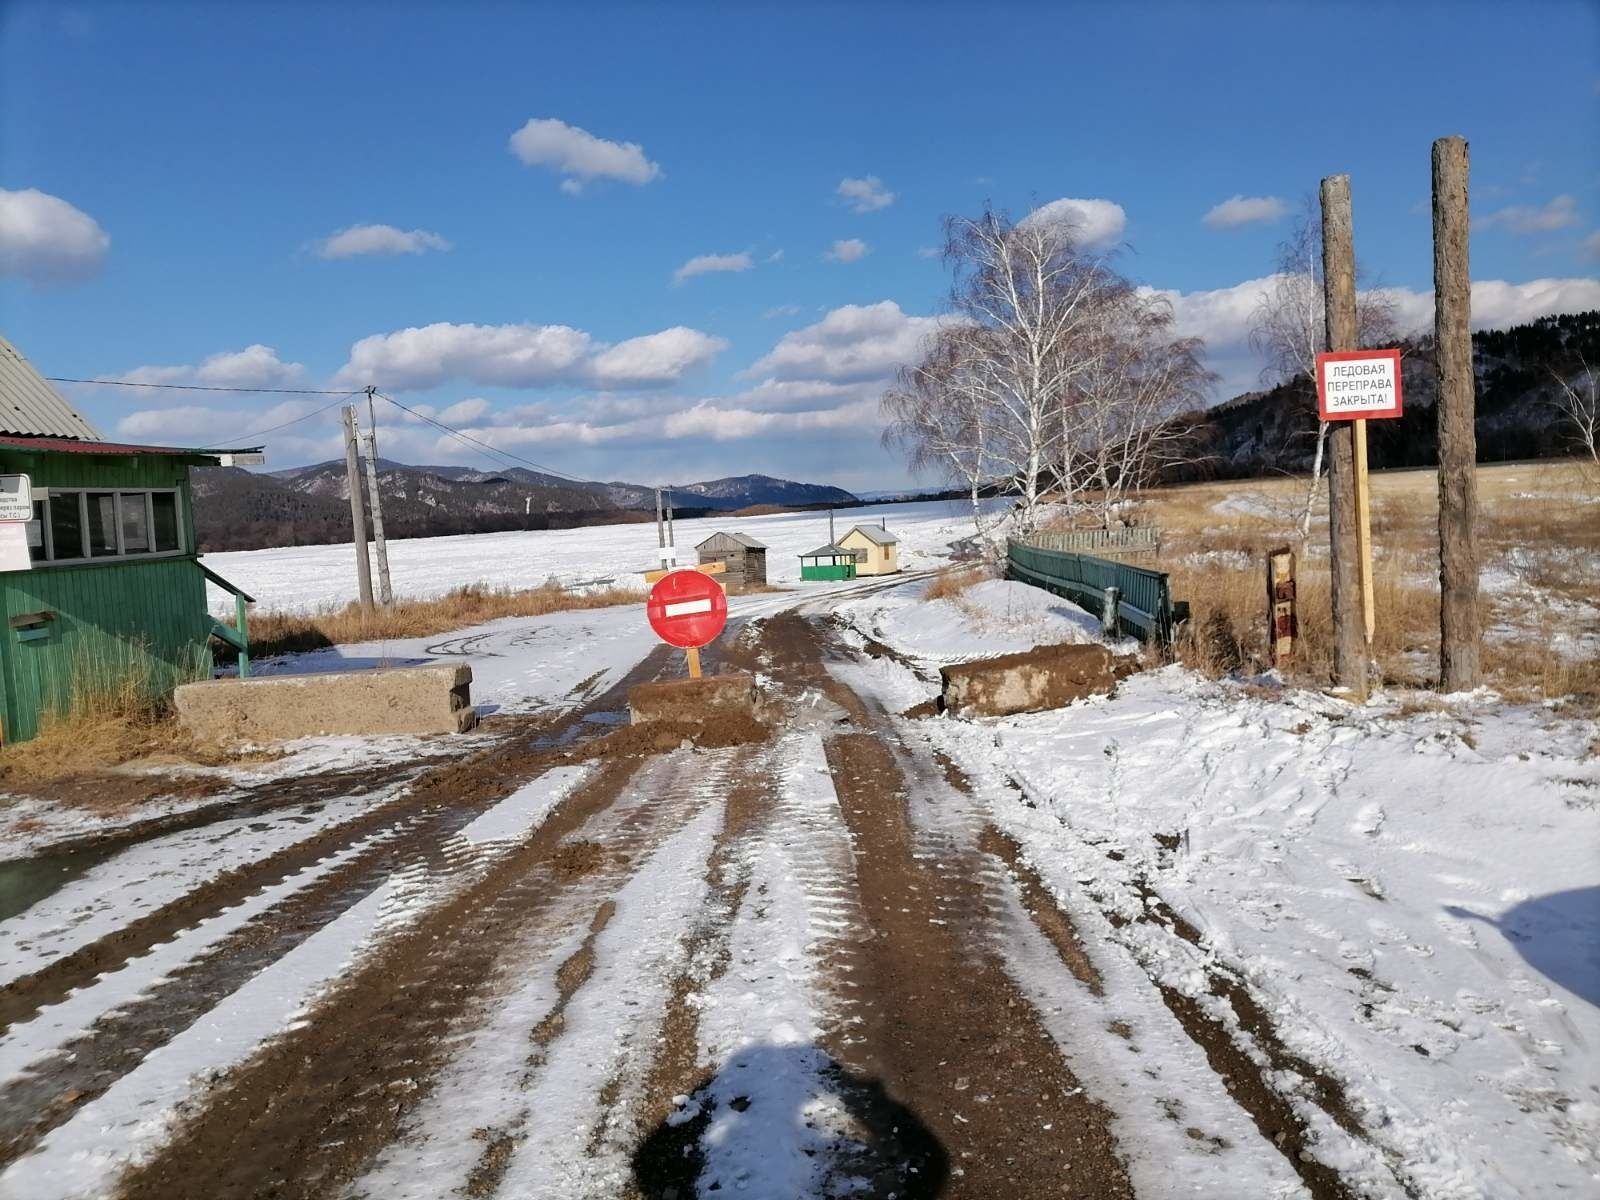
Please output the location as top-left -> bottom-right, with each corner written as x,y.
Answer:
1266,546 -> 1298,666
1316,346 -> 1404,659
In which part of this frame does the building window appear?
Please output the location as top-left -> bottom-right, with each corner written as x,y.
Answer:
28,488 -> 184,565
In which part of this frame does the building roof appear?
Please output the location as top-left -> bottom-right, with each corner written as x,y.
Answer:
801,543 -> 854,558
696,530 -> 768,551
0,434 -> 262,465
844,523 -> 898,545
0,334 -> 103,440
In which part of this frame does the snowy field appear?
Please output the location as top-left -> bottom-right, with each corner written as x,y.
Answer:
203,498 -> 999,615
839,578 -> 1600,1197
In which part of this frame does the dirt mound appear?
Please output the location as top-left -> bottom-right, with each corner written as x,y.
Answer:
560,714 -> 771,761
940,642 -> 1123,717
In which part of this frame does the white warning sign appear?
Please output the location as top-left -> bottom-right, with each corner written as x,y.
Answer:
1316,349 -> 1403,420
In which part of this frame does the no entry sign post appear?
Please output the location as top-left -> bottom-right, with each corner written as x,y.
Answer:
1316,347 -> 1403,646
646,567 -> 729,679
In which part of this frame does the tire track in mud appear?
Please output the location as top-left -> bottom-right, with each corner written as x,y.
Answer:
728,613 -> 1137,1199
945,724 -> 1396,1199
0,648 -> 686,1173
0,647 -> 677,1039
106,735 -> 761,1200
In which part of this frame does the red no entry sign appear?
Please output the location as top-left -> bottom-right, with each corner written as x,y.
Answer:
646,568 -> 728,649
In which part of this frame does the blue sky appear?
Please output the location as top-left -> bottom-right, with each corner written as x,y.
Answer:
2,0 -> 1597,491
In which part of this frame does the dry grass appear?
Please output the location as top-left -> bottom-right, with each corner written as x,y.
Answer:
238,581 -> 645,660
0,646 -> 218,794
925,566 -> 988,602
1132,459 -> 1599,701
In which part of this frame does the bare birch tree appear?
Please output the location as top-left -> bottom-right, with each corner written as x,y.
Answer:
937,207 -> 1113,534
1072,288 -> 1213,527
881,330 -> 1003,540
1250,198 -> 1397,537
1549,355 -> 1598,466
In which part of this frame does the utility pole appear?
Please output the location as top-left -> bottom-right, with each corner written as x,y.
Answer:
342,405 -> 374,609
1320,174 -> 1367,701
363,386 -> 393,606
1433,136 -> 1480,690
664,489 -> 676,565
655,488 -> 667,567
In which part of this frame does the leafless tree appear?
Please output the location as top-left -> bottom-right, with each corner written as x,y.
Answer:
1250,197 -> 1398,537
884,206 -> 1214,540
1549,355 -> 1598,467
881,330 -> 1003,540
935,207 -> 1116,534
1069,287 -> 1212,527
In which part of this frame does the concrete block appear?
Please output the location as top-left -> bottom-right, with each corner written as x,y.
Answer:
175,664 -> 477,743
940,643 -> 1119,718
628,673 -> 757,725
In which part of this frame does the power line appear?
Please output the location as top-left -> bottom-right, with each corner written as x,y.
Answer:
48,377 -> 364,396
202,395 -> 359,447
374,391 -> 603,487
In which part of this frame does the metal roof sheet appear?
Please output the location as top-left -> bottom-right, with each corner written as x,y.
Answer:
695,530 -> 768,551
801,543 -> 853,558
0,334 -> 103,440
0,434 -> 260,463
845,524 -> 898,545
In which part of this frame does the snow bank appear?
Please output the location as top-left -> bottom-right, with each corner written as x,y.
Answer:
928,671 -> 1600,1197
840,577 -> 1107,665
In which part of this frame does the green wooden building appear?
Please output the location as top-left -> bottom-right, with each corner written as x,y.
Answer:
799,543 -> 857,582
0,335 -> 258,744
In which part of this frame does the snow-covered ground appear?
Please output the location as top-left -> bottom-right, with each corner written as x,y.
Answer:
204,498 -> 1000,615
840,587 -> 1600,1198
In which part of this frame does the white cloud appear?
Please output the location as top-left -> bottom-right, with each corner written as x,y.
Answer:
337,322 -> 593,390
837,176 -> 895,213
587,327 -> 727,388
746,300 -> 942,383
0,187 -> 110,284
1142,273 -> 1600,399
1021,197 -> 1126,249
1202,194 -> 1288,230
673,251 -> 754,284
335,321 -> 725,391
108,344 -> 306,392
115,398 -> 322,444
1475,195 -> 1580,234
763,304 -> 802,319
916,246 -> 940,259
825,238 -> 869,263
316,224 -> 451,259
508,118 -> 662,193
437,397 -> 491,424
1583,231 -> 1600,261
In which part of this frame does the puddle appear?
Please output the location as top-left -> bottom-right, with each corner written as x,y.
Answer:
0,841 -> 122,923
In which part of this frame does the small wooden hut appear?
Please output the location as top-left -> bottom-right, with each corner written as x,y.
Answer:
695,531 -> 767,591
0,335 -> 260,743
839,523 -> 899,576
799,543 -> 856,582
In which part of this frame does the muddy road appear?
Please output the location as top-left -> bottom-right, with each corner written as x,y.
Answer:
0,586 -> 1383,1199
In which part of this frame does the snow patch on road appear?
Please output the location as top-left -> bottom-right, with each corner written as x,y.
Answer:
838,577 -> 1105,665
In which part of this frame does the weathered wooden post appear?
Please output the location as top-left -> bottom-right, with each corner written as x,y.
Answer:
1320,175 -> 1368,700
1267,546 -> 1297,667
1100,585 -> 1121,639
341,404 -> 374,610
1433,135 -> 1480,690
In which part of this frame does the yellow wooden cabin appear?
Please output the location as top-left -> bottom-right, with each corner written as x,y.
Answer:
839,523 -> 899,576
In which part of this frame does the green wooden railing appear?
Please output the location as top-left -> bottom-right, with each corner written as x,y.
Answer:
1006,537 -> 1180,644
201,563 -> 255,677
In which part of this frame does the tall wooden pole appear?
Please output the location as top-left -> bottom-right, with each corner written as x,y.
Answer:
1320,174 -> 1368,700
342,405 -> 374,610
363,387 -> 393,606
1433,136 -> 1480,690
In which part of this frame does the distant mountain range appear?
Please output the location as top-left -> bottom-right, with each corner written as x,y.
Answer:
191,462 -> 857,552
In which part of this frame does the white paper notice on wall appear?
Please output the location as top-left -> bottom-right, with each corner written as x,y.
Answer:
0,522 -> 32,572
